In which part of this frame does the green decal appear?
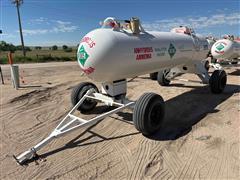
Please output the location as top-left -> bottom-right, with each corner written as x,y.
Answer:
216,43 -> 224,51
168,43 -> 176,58
78,45 -> 89,66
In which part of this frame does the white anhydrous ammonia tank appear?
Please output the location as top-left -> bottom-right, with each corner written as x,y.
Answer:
77,28 -> 209,82
211,39 -> 240,60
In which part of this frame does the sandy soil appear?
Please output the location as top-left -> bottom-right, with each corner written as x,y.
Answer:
0,62 -> 239,179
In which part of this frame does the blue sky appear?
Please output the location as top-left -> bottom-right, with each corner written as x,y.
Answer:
1,0 -> 239,46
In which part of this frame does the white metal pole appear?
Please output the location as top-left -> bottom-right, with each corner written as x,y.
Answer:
10,65 -> 20,89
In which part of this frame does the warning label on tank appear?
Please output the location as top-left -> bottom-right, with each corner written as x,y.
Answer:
134,47 -> 153,60
78,45 -> 89,66
168,43 -> 176,58
81,67 -> 95,74
81,37 -> 96,48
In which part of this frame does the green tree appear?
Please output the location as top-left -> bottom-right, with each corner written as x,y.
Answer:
0,41 -> 16,52
9,44 -> 16,53
52,45 -> 58,50
35,46 -> 42,50
25,46 -> 31,51
16,45 -> 22,50
62,45 -> 68,50
0,41 -> 7,51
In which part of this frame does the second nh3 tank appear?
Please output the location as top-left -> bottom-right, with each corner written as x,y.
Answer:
211,36 -> 240,61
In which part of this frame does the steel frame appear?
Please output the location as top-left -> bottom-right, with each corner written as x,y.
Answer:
14,88 -> 134,165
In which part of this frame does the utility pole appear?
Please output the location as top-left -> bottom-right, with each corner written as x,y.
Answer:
12,0 -> 26,56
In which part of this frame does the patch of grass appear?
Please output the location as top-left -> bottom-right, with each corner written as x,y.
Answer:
0,55 -> 76,64
0,57 -> 8,64
0,49 -> 77,64
64,48 -> 73,52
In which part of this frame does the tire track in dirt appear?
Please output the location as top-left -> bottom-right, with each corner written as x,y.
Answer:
214,134 -> 233,179
4,93 -> 67,139
218,143 -> 228,179
158,169 -> 173,179
1,85 -> 67,125
29,117 -> 128,179
205,144 -> 221,179
143,149 -> 164,179
1,167 -> 27,180
42,143 -> 117,179
128,138 -> 148,179
3,105 -> 65,147
229,142 -> 240,178
174,136 -> 201,179
113,140 -> 133,176
163,148 -> 182,176
197,101 -> 239,179
142,140 -> 181,180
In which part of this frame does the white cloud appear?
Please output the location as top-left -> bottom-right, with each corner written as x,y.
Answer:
28,17 -> 49,25
33,17 -> 47,23
55,20 -> 71,25
1,33 -> 16,38
51,20 -> 78,33
20,20 -> 78,36
27,40 -> 77,46
22,29 -> 49,35
142,12 -> 240,31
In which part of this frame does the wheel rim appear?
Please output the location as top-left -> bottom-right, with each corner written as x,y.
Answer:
149,102 -> 163,128
163,70 -> 170,84
78,85 -> 97,109
164,78 -> 170,84
220,74 -> 227,90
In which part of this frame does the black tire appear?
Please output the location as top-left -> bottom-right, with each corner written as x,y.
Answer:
231,61 -> 238,65
157,70 -> 171,86
71,82 -> 98,112
204,60 -> 210,71
209,70 -> 227,94
133,93 -> 165,135
149,72 -> 158,80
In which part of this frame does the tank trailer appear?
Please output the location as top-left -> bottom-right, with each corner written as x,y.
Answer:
14,17 -> 227,165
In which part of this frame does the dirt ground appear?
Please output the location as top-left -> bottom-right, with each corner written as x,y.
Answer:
0,62 -> 239,180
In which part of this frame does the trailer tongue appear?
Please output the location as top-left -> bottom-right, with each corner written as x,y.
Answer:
14,88 -> 134,165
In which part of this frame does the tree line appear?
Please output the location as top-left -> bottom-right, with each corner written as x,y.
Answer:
0,41 -> 31,52
0,41 -> 73,52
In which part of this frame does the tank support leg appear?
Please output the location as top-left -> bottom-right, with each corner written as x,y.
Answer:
164,62 -> 212,84
195,62 -> 210,84
164,68 -> 182,80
